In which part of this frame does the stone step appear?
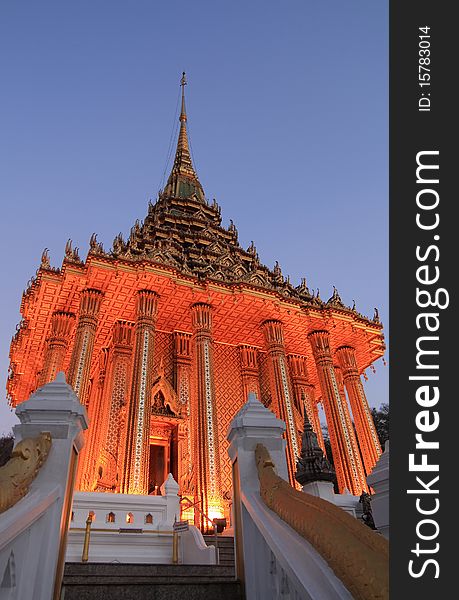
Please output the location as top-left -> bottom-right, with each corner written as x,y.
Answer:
64,563 -> 235,579
203,535 -> 235,544
203,535 -> 235,567
62,563 -> 243,600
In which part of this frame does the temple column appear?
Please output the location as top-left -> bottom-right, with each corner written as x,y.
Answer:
101,321 -> 134,490
308,330 -> 367,495
287,354 -> 325,454
239,345 -> 261,401
121,290 -> 159,494
67,288 -> 104,406
191,303 -> 222,528
77,347 -> 109,490
174,331 -> 193,494
261,320 -> 300,484
39,311 -> 75,386
336,345 -> 382,474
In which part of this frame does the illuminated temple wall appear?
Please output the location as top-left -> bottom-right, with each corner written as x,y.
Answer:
81,329 -> 308,525
7,264 -> 385,528
6,76 -> 385,528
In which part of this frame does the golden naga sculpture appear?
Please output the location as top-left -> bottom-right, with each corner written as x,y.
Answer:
0,432 -> 52,513
255,443 -> 389,600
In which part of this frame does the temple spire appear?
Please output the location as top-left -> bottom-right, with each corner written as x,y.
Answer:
163,72 -> 205,202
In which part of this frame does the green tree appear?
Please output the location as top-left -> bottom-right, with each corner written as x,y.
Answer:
321,402 -> 389,470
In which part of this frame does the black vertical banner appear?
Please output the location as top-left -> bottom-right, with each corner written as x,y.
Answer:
390,3 -> 454,597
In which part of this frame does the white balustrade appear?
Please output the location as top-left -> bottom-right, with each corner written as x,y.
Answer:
66,476 -> 216,565
66,478 -> 181,564
367,440 -> 390,538
227,393 -> 353,600
0,372 -> 87,600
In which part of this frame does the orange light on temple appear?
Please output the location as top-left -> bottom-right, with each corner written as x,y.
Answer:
207,500 -> 225,522
180,496 -> 195,523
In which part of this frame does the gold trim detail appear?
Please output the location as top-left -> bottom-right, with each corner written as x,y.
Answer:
0,432 -> 52,513
254,444 -> 388,600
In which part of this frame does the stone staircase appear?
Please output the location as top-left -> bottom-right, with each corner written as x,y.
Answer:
204,535 -> 235,567
61,537 -> 242,600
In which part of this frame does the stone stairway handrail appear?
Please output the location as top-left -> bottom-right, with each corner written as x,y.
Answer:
255,443 -> 389,600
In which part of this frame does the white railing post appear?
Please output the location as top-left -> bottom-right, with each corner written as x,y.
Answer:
227,393 -> 288,594
159,473 -> 180,528
227,393 -> 288,494
227,393 -> 355,600
1,372 -> 87,600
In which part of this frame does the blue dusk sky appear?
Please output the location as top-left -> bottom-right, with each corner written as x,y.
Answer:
0,1 -> 388,435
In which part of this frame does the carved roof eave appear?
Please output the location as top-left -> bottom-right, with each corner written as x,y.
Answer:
30,253 -> 383,337
20,266 -> 62,313
82,253 -> 382,327
154,194 -> 220,221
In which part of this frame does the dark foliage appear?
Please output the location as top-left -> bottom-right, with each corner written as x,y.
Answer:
321,402 -> 389,473
371,403 -> 389,447
0,433 -> 14,467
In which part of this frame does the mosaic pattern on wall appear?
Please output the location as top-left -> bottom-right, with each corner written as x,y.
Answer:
214,342 -> 244,496
154,331 -> 174,381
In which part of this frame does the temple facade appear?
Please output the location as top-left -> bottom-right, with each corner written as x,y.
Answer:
6,74 -> 385,528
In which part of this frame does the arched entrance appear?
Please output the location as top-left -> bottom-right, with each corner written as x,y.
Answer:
148,375 -> 183,495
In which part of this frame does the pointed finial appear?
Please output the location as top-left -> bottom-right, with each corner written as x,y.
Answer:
180,72 -> 187,122
40,248 -> 50,270
64,239 -> 73,260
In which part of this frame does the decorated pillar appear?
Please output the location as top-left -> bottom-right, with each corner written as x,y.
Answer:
121,290 -> 159,494
39,311 -> 75,386
239,345 -> 261,401
308,330 -> 367,495
191,303 -> 222,527
287,353 -> 325,453
174,331 -> 193,494
333,364 -> 352,432
77,347 -> 109,490
261,320 -> 299,484
67,288 -> 104,405
174,331 -> 192,405
336,345 -> 382,474
102,321 -> 135,490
